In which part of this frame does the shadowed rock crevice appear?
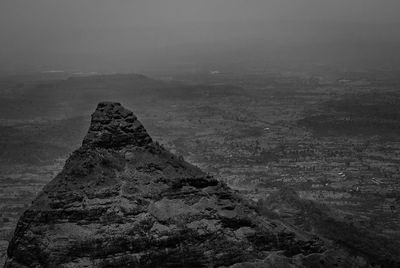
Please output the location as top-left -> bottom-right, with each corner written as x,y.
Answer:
5,102 -> 372,268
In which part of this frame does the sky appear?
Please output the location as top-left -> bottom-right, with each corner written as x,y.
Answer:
1,0 -> 400,72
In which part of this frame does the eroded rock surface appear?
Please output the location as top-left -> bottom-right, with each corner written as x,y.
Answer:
5,102 -> 370,267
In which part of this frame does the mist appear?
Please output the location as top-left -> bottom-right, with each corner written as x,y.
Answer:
1,0 -> 400,72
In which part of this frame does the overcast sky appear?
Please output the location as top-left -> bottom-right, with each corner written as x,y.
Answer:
1,0 -> 400,72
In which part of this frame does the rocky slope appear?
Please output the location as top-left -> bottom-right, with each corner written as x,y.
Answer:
5,102 -> 370,267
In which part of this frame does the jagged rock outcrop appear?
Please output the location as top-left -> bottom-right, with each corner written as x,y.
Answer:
5,102 -> 368,267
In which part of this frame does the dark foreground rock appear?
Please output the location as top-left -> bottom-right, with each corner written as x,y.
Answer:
5,102 -> 371,267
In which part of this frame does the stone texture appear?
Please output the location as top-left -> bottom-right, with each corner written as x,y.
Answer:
5,102 -> 369,267
82,102 -> 152,149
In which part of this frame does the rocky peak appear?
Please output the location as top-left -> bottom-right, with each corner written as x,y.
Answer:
5,103 -> 370,268
82,102 -> 152,149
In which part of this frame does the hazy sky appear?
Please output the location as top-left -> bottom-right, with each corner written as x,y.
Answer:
1,0 -> 400,71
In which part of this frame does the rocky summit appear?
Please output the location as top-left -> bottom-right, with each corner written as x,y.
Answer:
5,102 -> 368,267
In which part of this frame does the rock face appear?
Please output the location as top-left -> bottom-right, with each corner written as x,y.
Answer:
82,102 -> 152,149
5,102 -> 366,267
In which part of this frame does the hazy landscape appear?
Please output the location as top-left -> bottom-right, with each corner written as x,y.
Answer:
1,66 -> 400,265
1,0 -> 400,267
